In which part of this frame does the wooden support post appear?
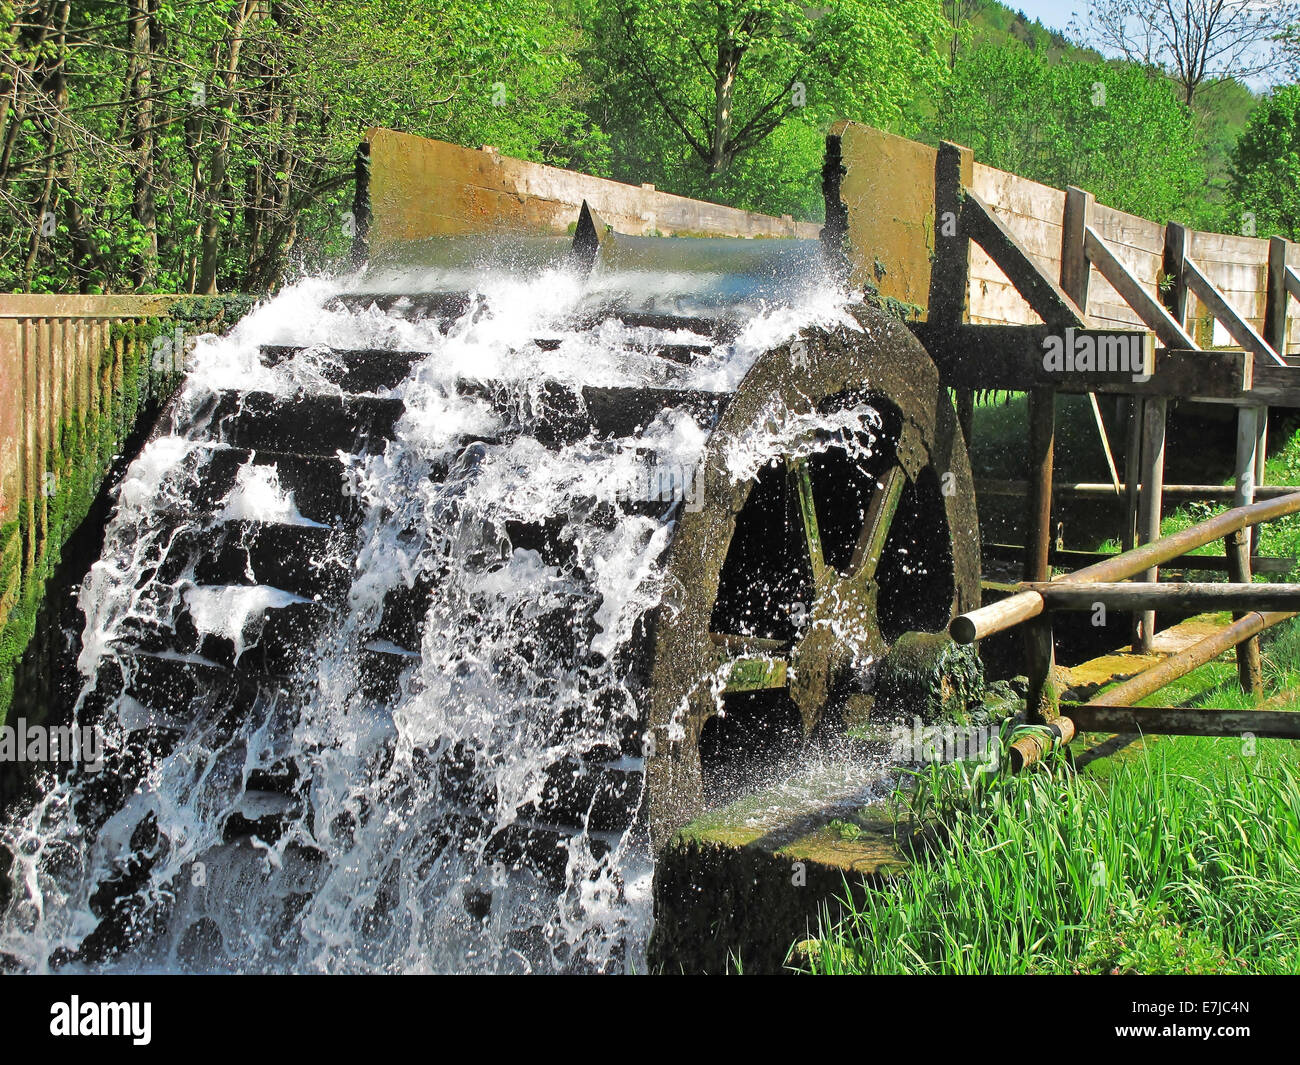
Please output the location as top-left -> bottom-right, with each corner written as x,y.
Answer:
930,141 -> 973,323
1235,404 -> 1258,511
1253,404 -> 1269,555
1136,397 -> 1167,652
1122,398 -> 1142,553
350,141 -> 372,269
1225,529 -> 1264,699
1125,222 -> 1193,653
1163,221 -> 1192,337
931,141 -> 974,447
1025,387 -> 1055,582
1023,615 -> 1058,726
1254,235 -> 1276,553
1061,187 -> 1095,312
1231,406 -> 1264,698
1063,187 -> 1123,496
1265,235 -> 1289,357
956,390 -> 974,446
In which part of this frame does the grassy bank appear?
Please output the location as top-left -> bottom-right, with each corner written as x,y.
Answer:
802,738 -> 1300,974
800,398 -> 1300,974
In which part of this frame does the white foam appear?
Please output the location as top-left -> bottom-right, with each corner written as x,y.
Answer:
3,265 -> 862,975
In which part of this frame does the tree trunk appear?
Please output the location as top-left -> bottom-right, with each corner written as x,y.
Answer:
0,0 -> 57,183
198,0 -> 252,295
21,1 -> 68,291
709,41 -> 742,175
127,0 -> 158,289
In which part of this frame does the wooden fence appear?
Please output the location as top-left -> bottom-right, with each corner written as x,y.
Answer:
0,294 -> 248,717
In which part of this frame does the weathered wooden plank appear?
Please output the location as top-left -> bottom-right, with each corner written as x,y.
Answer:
1228,363 -> 1300,404
0,294 -> 181,319
963,191 -> 1085,327
970,247 -> 1061,284
971,162 -> 1066,224
1085,226 -> 1196,350
364,126 -> 818,247
979,206 -> 1065,262
826,121 -> 937,309
1025,581 -> 1300,612
1090,203 -> 1166,256
968,257 -> 1040,326
981,541 -> 1295,574
1064,704 -> 1300,739
1188,228 -> 1270,266
910,324 -> 1248,397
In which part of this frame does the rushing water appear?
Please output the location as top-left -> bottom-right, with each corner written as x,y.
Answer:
0,258 -> 859,973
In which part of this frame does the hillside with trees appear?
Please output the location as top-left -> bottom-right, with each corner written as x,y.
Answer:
2,0 -> 1298,294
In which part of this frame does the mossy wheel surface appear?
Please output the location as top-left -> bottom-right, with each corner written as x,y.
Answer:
644,306 -> 981,847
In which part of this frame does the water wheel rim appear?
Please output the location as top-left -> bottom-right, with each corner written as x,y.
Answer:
643,307 -> 982,847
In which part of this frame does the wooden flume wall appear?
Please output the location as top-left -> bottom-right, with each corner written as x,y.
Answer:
360,127 -> 822,251
829,121 -> 1300,351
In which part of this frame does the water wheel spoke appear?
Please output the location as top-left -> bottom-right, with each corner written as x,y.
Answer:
698,633 -> 791,695
786,456 -> 830,589
722,655 -> 790,694
846,463 -> 906,589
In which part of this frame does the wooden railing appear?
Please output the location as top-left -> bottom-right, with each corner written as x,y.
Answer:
822,123 -> 1300,661
950,490 -> 1300,765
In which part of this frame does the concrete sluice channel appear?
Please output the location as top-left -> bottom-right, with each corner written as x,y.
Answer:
0,234 -> 979,973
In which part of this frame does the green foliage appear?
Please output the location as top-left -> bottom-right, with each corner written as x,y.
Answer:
924,43 -> 1209,223
1191,77 -> 1258,220
1228,85 -> 1300,242
0,0 -> 1287,292
801,746 -> 1300,974
575,0 -> 949,219
1,0 -> 602,294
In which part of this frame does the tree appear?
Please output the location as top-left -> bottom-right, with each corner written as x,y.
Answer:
941,0 -> 994,69
0,0 -> 602,294
1079,0 -> 1298,107
578,0 -> 948,213
1228,85 -> 1300,241
924,43 -> 1208,224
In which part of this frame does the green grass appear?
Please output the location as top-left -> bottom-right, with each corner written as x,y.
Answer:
800,743 -> 1300,974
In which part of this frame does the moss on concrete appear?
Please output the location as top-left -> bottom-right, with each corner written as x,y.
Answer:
649,782 -> 924,973
0,295 -> 253,722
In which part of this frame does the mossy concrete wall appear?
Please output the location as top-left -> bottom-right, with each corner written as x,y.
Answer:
649,788 -> 919,974
0,294 -> 253,721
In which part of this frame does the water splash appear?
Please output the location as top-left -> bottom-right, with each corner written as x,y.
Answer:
1,265 -> 853,974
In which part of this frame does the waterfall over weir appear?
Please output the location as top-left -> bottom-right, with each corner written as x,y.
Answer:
0,256 -> 856,973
